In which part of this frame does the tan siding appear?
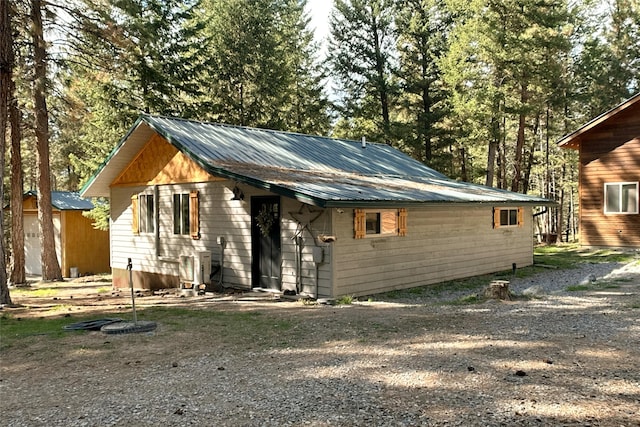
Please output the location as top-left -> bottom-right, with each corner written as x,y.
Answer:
59,211 -> 110,277
111,181 -> 335,292
332,205 -> 533,297
280,198 -> 331,297
579,106 -> 640,247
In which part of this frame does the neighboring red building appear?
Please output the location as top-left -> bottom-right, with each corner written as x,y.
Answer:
558,93 -> 640,248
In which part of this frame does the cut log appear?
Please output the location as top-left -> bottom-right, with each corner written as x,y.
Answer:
485,280 -> 511,300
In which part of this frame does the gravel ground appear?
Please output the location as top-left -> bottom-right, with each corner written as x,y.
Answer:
1,260 -> 639,427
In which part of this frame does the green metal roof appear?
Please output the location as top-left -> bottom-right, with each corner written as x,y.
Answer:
82,114 -> 553,207
25,191 -> 95,210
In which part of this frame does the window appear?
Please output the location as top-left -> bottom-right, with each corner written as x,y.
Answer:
173,193 -> 190,235
172,190 -> 200,239
139,194 -> 155,234
354,208 -> 407,238
493,207 -> 523,228
604,182 -> 638,214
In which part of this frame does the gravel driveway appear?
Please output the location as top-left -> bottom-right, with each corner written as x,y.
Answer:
1,261 -> 639,426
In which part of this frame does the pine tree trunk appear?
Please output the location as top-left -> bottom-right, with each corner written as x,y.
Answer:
31,0 -> 62,281
486,137 -> 497,187
511,83 -> 528,193
0,0 -> 13,304
372,19 -> 390,143
10,82 -> 25,285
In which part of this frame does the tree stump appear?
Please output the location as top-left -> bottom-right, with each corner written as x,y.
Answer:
485,280 -> 511,300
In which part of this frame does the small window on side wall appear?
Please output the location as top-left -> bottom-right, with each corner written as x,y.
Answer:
493,207 -> 524,228
354,208 -> 407,238
604,182 -> 638,214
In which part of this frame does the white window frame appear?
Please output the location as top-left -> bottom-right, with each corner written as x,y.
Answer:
139,193 -> 155,234
604,182 -> 639,214
364,209 -> 399,237
493,207 -> 523,228
173,193 -> 191,235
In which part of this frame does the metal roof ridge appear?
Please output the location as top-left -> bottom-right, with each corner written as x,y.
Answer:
141,113 -> 392,147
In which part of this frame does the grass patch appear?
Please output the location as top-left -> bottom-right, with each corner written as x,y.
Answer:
0,314 -> 89,350
336,295 -> 354,305
1,306 -> 296,351
445,294 -> 484,305
534,244 -> 636,268
9,287 -> 59,298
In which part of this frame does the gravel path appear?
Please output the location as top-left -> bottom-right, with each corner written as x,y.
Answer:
1,261 -> 639,426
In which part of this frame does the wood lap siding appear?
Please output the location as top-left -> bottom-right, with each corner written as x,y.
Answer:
579,107 -> 640,247
333,205 -> 533,297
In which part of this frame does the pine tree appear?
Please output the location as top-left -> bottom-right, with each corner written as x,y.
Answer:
31,0 -> 62,281
1,0 -> 13,301
201,0 -> 328,132
442,0 -> 571,191
394,0 -> 453,172
328,0 -> 397,143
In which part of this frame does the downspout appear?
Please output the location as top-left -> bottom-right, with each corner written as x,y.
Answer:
295,235 -> 303,293
217,236 -> 225,287
154,185 -> 160,257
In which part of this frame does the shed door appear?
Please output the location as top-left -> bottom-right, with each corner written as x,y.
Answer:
24,214 -> 62,276
251,196 -> 281,290
25,215 -> 41,275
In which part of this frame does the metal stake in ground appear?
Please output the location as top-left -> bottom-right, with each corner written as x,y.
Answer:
100,258 -> 157,334
128,258 -> 137,325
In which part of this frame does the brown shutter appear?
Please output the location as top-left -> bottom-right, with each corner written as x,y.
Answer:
354,209 -> 365,239
190,190 -> 200,239
131,194 -> 139,235
493,207 -> 500,229
398,208 -> 407,236
517,207 -> 524,227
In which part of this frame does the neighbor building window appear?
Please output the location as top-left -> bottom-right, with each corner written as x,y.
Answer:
493,207 -> 524,228
354,208 -> 407,238
604,182 -> 638,214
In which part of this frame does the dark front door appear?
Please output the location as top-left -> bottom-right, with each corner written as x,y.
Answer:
251,196 -> 281,290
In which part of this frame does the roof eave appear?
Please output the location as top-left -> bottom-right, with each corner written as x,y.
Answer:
557,92 -> 640,149
80,115 -> 148,198
322,199 -> 557,208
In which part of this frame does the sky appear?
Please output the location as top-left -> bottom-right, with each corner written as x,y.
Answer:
306,0 -> 333,47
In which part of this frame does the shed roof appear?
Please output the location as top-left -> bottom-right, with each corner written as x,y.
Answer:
82,114 -> 552,207
25,191 -> 95,211
557,92 -> 640,149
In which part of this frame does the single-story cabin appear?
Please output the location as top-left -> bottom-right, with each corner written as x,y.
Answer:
81,114 -> 552,298
558,92 -> 640,248
23,191 -> 111,277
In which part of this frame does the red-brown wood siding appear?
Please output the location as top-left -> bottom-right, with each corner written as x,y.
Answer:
579,106 -> 640,247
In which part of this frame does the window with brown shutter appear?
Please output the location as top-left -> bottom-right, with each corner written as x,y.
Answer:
493,207 -> 523,228
190,190 -> 200,239
354,209 -> 366,239
398,208 -> 407,236
131,194 -> 139,235
517,207 -> 524,228
354,208 -> 406,238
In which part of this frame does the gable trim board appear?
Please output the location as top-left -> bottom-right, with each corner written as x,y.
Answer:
557,92 -> 640,248
83,115 -> 553,297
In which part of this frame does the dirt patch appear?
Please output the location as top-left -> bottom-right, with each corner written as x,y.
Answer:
1,266 -> 639,426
